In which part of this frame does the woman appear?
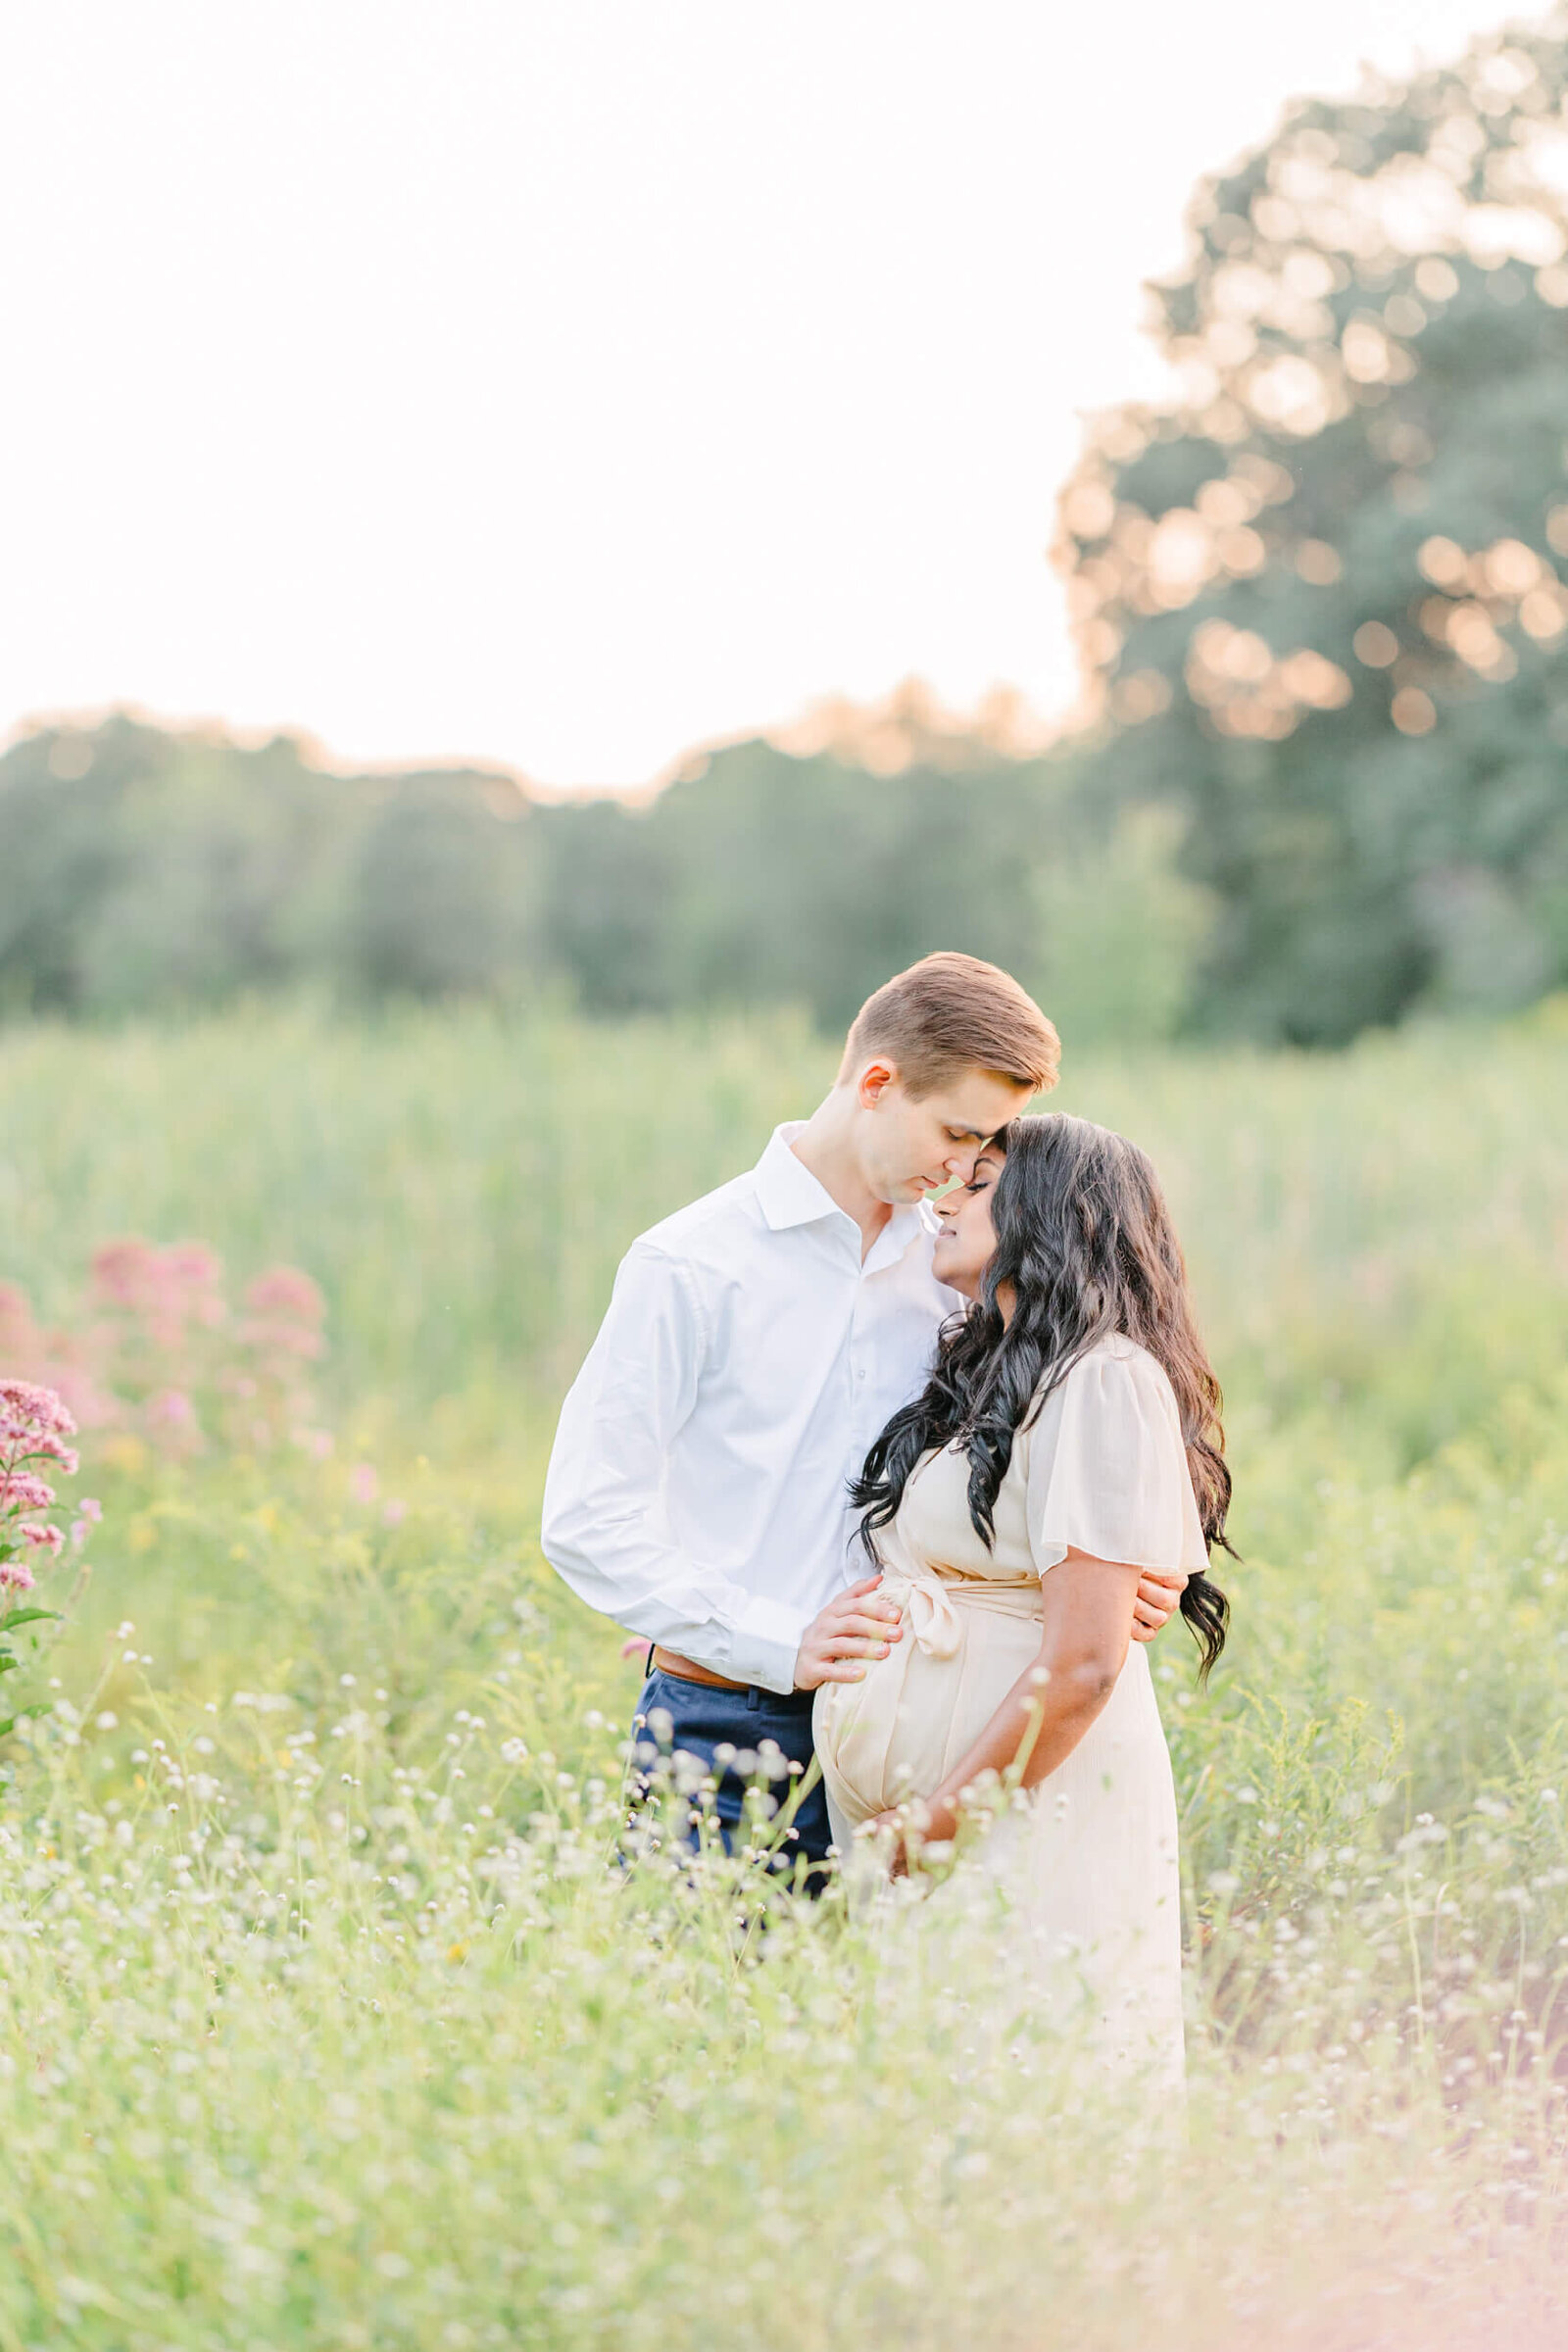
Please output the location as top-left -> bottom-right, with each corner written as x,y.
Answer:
813,1113 -> 1231,2079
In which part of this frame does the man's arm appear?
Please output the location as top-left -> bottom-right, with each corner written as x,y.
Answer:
541,1242 -> 813,1693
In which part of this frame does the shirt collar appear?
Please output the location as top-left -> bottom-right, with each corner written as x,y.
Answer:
754,1123 -> 841,1230
754,1122 -> 933,1260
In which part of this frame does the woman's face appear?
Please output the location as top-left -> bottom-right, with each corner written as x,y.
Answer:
931,1147 -> 1004,1300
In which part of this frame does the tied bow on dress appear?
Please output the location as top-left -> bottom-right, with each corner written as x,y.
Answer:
875,1552 -> 964,1659
872,1529 -> 1046,1657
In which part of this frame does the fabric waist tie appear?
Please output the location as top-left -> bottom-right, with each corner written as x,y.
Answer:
876,1558 -> 1043,1661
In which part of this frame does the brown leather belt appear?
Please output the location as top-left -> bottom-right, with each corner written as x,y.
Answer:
650,1645 -> 750,1691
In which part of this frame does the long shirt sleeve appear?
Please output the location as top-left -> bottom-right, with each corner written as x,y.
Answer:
540,1241 -> 812,1693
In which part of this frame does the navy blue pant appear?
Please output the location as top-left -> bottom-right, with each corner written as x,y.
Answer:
628,1665 -> 833,1887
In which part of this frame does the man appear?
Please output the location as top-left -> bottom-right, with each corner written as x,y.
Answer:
542,952 -> 1186,1880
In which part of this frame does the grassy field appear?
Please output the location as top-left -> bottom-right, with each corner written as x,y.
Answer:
2,1000 -> 1567,2349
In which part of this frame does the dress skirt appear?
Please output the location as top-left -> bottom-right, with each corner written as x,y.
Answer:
814,1549 -> 1186,2084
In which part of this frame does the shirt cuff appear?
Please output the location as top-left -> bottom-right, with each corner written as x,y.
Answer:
726,1592 -> 812,1696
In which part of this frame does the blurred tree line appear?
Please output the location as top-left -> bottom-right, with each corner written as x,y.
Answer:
0,703 -> 1210,1044
8,20 -> 1568,1049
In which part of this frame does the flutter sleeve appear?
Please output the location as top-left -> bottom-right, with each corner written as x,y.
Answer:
1024,1343 -> 1209,1576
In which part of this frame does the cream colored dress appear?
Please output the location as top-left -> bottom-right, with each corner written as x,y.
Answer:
813,1334 -> 1208,2082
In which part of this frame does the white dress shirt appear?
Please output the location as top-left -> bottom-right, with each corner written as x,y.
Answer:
541,1123 -> 963,1693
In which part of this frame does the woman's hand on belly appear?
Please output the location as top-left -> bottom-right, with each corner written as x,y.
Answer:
864,1795 -> 960,1879
866,1807 -> 911,1878
912,1549 -> 1143,1841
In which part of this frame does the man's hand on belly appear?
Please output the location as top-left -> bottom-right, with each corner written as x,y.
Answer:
793,1575 -> 905,1690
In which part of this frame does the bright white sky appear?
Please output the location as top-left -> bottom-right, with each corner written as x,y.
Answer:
0,0 -> 1518,789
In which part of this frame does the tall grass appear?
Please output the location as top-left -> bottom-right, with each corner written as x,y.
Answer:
6,998 -> 1567,1443
1,1000 -> 1566,2349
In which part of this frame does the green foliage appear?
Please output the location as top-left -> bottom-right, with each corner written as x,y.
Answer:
1057,15 -> 1568,1043
0,717 -> 542,1016
342,777 -> 537,998
1031,803 -> 1218,1045
0,712 -> 1203,1043
541,736 -> 1064,1029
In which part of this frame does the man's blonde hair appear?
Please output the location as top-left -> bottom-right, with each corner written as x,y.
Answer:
837,953 -> 1060,1099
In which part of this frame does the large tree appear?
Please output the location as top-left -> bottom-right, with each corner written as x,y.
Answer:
1056,14 -> 1568,1043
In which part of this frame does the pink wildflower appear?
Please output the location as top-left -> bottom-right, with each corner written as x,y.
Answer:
144,1388 -> 204,1457
17,1433 -> 79,1475
0,1472 -> 55,1514
19,1523 -> 64,1554
69,1498 -> 104,1549
90,1239 -> 162,1309
245,1267 -> 324,1323
92,1238 -> 226,1357
0,1559 -> 36,1592
0,1281 -> 120,1433
349,1462 -> 378,1505
0,1380 -> 78,1441
166,1244 -> 226,1330
165,1242 -> 222,1289
382,1498 -> 408,1528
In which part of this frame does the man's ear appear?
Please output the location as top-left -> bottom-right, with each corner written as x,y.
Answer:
857,1058 -> 898,1109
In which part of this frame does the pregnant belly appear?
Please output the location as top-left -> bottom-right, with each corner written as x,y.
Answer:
813,1592 -> 1045,1828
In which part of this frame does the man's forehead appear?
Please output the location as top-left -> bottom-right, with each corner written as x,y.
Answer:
928,1071 -> 1030,1134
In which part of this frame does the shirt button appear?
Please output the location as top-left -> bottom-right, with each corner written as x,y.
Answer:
855,1367 -> 866,1381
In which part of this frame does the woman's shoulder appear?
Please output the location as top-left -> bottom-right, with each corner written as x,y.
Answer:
1023,1334 -> 1206,1572
1033,1335 -> 1180,1423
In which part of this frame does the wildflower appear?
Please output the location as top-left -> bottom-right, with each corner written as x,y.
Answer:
0,1473 -> 55,1514
146,1389 -> 204,1456
245,1266 -> 324,1322
89,1239 -> 163,1309
382,1499 -> 408,1527
0,1559 -> 36,1592
240,1267 -> 327,1364
166,1240 -> 224,1301
23,1434 -> 78,1474
0,1379 -> 78,1442
349,1463 -> 378,1505
19,1524 -> 65,1554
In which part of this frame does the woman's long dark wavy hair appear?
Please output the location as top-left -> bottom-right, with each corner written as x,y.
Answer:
852,1114 -> 1233,1677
